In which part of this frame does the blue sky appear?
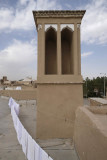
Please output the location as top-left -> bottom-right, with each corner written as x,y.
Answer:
0,0 -> 107,80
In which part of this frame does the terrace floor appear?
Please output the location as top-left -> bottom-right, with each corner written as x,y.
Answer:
0,96 -> 79,160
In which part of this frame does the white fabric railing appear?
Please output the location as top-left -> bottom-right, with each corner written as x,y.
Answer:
8,97 -> 53,160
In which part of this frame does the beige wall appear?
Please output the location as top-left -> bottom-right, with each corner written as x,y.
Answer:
74,107 -> 107,160
36,84 -> 83,139
0,90 -> 37,100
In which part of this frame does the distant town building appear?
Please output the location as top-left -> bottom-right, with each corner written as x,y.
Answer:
17,77 -> 33,85
3,76 -> 7,81
3,80 -> 11,85
0,76 -> 11,85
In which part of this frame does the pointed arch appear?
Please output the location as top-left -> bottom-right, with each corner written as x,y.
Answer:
45,27 -> 57,74
61,27 -> 74,74
45,25 -> 57,32
61,26 -> 74,32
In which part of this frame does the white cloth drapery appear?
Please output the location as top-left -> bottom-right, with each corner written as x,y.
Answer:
8,97 -> 53,160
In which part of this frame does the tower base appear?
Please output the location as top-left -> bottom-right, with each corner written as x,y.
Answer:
36,83 -> 83,139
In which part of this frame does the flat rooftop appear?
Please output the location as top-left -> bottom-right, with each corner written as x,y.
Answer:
0,97 -> 79,160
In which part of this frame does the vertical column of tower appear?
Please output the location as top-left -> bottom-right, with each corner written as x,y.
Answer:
73,23 -> 78,75
37,23 -> 45,77
57,23 -> 61,75
77,24 -> 81,75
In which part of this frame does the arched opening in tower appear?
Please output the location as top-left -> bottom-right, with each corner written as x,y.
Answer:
61,27 -> 74,74
45,27 -> 57,74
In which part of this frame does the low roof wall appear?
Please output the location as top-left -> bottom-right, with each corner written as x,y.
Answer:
0,90 -> 37,100
90,98 -> 107,106
74,107 -> 107,160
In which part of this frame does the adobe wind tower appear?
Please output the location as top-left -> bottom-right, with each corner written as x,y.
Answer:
33,10 -> 85,139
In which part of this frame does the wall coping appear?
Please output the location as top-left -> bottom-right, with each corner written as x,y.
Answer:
33,10 -> 86,19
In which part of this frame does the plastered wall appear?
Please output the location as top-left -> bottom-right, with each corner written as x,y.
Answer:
74,107 -> 107,160
36,83 -> 83,139
0,90 -> 37,100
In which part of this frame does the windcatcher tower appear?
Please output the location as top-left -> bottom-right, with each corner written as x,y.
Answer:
33,10 -> 85,139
